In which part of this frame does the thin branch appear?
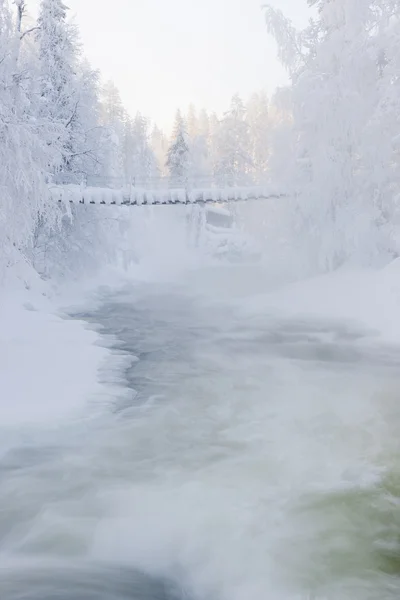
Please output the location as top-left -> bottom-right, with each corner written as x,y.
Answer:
65,101 -> 79,129
68,149 -> 102,166
68,150 -> 95,158
85,125 -> 106,134
20,26 -> 40,41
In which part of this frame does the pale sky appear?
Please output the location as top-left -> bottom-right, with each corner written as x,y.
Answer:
28,0 -> 311,131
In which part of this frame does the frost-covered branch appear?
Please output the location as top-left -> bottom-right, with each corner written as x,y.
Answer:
64,100 -> 79,129
263,6 -> 308,76
20,26 -> 40,41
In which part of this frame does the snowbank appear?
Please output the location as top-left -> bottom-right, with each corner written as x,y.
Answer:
237,260 -> 400,344
0,300 -> 103,430
0,267 -> 117,445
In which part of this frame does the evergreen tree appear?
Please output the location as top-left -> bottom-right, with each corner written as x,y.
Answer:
188,133 -> 210,187
198,109 -> 210,140
184,106 -> 211,185
212,95 -> 253,186
124,113 -> 158,186
151,125 -> 168,178
166,110 -> 190,187
187,103 -> 198,138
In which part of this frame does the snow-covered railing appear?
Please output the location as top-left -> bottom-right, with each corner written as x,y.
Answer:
49,184 -> 285,206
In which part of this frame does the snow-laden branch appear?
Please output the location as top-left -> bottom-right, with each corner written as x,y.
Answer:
64,100 -> 79,129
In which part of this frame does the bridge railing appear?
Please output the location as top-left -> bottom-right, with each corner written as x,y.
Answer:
49,182 -> 285,206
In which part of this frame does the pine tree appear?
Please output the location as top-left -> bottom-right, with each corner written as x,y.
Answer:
186,103 -> 198,139
198,109 -> 210,140
124,113 -> 158,186
184,106 -> 211,186
151,125 -> 168,178
166,110 -> 190,187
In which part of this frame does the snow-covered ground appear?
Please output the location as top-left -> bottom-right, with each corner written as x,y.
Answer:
0,291 -> 104,428
0,264 -> 134,451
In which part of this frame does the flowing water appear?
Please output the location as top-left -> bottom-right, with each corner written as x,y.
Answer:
1,265 -> 400,599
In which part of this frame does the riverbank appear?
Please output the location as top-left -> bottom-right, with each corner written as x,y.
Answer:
0,265 -> 119,447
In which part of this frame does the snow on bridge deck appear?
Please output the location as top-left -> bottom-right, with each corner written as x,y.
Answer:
50,184 -> 284,206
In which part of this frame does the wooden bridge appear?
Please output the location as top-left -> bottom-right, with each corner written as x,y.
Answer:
50,184 -> 284,206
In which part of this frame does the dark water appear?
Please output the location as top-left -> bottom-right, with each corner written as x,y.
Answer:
1,563 -> 187,600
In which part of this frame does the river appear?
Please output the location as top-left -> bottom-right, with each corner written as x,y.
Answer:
1,264 -> 400,599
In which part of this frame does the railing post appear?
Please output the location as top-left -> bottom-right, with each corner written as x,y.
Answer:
129,177 -> 135,205
185,176 -> 190,204
80,178 -> 86,203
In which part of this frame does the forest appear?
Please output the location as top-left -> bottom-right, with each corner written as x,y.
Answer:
2,0 -> 400,280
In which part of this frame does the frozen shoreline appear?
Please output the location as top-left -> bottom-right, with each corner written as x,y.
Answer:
0,267 -> 130,446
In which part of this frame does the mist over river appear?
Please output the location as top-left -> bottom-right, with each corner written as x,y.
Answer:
2,265 -> 400,600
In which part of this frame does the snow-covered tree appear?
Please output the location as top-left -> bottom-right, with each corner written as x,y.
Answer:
188,133 -> 210,186
124,112 -> 158,186
264,0 -> 400,270
100,80 -> 125,181
186,103 -> 198,139
0,0 -> 61,272
359,1 -> 400,259
151,125 -> 168,178
246,91 -> 271,183
198,109 -> 210,140
212,94 -> 253,186
183,105 -> 211,186
36,0 -> 81,173
50,59 -> 105,181
166,110 -> 190,187
266,87 -> 294,186
0,0 -> 149,282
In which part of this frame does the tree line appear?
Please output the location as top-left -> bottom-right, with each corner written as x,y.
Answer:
0,0 -> 281,277
5,0 -> 398,280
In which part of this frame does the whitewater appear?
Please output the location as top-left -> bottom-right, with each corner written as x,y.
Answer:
1,255 -> 400,600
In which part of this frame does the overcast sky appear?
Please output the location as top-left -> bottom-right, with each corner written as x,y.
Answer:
28,0 -> 311,130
